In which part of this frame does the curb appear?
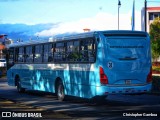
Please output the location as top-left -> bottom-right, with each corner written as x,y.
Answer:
152,74 -> 160,77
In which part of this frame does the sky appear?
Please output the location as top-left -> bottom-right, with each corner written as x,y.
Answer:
0,0 -> 159,37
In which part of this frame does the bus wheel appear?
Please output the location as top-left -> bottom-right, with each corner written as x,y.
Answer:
57,81 -> 65,101
16,79 -> 25,93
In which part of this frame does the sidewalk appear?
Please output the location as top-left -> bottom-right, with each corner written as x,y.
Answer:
0,97 -> 72,119
153,74 -> 160,77
0,97 -> 44,112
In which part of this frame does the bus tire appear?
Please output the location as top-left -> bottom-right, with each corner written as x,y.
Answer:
57,81 -> 65,101
16,77 -> 25,93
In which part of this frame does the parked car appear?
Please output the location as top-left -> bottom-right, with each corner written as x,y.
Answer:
0,59 -> 6,67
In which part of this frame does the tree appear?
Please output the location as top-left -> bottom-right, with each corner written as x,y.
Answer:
149,17 -> 160,62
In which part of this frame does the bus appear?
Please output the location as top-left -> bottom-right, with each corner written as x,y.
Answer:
6,30 -> 152,101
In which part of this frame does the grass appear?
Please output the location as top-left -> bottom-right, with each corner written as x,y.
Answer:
152,62 -> 160,74
0,74 -> 6,79
153,66 -> 160,71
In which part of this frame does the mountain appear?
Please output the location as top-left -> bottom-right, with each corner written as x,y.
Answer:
0,23 -> 55,42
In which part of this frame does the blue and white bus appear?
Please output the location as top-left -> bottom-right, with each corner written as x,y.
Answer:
6,30 -> 152,101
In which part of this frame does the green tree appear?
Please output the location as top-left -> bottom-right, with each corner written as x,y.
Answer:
149,17 -> 160,62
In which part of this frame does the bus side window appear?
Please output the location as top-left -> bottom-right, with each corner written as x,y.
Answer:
66,41 -> 73,62
66,41 -> 80,62
80,38 -> 95,62
80,40 -> 88,62
88,39 -> 95,62
7,48 -> 14,69
73,41 -> 80,62
34,45 -> 43,63
26,46 -> 33,63
54,42 -> 65,62
43,44 -> 49,62
18,47 -> 25,63
44,43 -> 54,63
48,44 -> 54,62
15,48 -> 19,62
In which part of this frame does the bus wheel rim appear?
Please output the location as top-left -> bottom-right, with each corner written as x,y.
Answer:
58,84 -> 64,99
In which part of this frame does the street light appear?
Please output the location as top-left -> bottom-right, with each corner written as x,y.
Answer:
118,0 -> 121,30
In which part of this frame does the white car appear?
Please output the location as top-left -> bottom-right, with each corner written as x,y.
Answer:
0,59 -> 6,67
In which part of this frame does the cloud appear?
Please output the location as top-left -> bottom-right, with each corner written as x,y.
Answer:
0,0 -> 19,2
35,11 -> 142,37
0,23 -> 55,41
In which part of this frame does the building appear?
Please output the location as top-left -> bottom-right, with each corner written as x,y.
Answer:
0,44 -> 5,59
141,7 -> 160,62
0,35 -> 7,59
141,7 -> 160,32
0,34 -> 13,59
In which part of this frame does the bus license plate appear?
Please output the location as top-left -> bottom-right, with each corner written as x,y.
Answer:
124,88 -> 134,92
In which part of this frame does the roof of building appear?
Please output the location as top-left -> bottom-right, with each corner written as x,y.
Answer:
0,44 -> 5,50
147,7 -> 160,11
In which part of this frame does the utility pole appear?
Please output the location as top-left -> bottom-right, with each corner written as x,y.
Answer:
144,0 -> 147,32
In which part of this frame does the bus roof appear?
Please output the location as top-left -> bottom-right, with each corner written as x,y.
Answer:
8,30 -> 148,48
8,31 -> 95,48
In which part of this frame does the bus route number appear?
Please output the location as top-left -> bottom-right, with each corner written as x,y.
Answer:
108,62 -> 113,69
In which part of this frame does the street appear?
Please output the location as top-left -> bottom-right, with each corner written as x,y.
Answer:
0,78 -> 160,120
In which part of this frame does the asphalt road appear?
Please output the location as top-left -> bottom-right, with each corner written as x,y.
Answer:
0,78 -> 160,120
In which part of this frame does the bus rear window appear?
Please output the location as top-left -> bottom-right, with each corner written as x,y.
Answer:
104,32 -> 147,38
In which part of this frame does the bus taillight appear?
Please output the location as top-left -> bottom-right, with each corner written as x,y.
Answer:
147,67 -> 152,83
99,67 -> 108,84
